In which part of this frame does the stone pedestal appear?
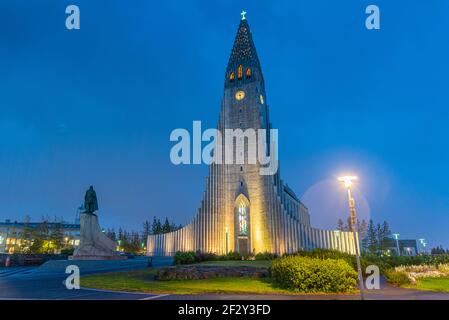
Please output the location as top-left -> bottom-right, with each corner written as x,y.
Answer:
70,213 -> 126,261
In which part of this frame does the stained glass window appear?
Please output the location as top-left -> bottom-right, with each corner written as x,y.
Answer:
238,201 -> 248,236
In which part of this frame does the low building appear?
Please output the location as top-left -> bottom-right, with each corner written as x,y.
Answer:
385,238 -> 426,256
0,219 -> 80,254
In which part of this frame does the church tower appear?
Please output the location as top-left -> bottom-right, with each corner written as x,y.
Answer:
147,14 -> 357,257
220,16 -> 271,254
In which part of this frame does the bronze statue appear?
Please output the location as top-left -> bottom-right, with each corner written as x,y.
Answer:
84,186 -> 98,214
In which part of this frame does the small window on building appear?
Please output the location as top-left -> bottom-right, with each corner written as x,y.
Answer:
230,72 -> 235,82
238,65 -> 243,79
240,166 -> 243,172
246,68 -> 251,78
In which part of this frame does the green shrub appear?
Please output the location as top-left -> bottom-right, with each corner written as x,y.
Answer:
271,256 -> 358,293
255,252 -> 279,260
360,254 -> 392,275
295,249 -> 355,265
60,247 -> 75,255
174,251 -> 196,265
195,251 -> 219,262
385,269 -> 411,286
225,251 -> 243,261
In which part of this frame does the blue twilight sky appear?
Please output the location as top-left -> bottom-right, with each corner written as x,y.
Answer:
0,1 -> 448,248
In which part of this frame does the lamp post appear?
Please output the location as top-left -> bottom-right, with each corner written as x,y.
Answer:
393,233 -> 400,256
338,175 -> 365,300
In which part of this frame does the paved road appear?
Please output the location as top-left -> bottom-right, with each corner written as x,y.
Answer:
2,261 -> 449,300
0,257 -> 173,300
166,287 -> 449,300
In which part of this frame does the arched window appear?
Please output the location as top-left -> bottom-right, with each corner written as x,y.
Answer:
229,72 -> 235,82
246,68 -> 251,78
238,65 -> 243,79
238,201 -> 248,236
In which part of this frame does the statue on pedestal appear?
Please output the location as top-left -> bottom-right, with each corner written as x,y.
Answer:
70,186 -> 125,260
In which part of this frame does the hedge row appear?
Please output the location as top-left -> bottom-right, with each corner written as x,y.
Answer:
173,251 -> 278,265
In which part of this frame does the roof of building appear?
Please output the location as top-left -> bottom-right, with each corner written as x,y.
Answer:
0,220 -> 80,230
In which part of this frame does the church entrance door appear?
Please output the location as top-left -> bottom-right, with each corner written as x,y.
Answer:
238,237 -> 249,255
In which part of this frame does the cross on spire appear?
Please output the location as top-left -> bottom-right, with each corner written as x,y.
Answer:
241,10 -> 247,20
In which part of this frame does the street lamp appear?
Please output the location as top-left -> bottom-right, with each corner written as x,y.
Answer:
392,233 -> 400,256
338,175 -> 365,300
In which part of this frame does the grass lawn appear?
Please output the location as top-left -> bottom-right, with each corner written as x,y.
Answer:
81,260 -> 357,295
405,277 -> 449,293
81,269 -> 298,295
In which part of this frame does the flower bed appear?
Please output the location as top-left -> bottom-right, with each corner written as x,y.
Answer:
393,264 -> 449,284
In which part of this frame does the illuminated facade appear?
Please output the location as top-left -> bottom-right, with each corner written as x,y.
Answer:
147,17 -> 357,256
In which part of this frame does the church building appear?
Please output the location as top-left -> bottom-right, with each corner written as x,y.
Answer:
147,15 -> 357,256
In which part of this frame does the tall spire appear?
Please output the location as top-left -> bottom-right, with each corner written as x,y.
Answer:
225,14 -> 263,87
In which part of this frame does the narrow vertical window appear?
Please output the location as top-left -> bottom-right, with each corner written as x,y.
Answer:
238,65 -> 243,79
246,68 -> 251,78
230,72 -> 235,82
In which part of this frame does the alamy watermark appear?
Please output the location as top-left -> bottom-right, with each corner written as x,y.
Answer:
170,121 -> 279,176
65,5 -> 80,30
365,265 -> 380,290
65,265 -> 80,290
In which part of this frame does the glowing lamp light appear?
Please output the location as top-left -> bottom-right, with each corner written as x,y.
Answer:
338,176 -> 358,188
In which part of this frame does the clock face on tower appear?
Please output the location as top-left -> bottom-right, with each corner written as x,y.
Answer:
235,90 -> 245,101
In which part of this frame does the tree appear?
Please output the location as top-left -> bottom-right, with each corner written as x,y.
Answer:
379,221 -> 391,252
155,219 -> 162,234
431,246 -> 446,255
142,220 -> 151,240
357,219 -> 368,239
49,223 -> 64,252
30,221 -> 50,254
375,223 -> 384,253
151,216 -> 157,235
162,218 -> 171,233
337,219 -> 344,231
343,217 -> 351,231
365,219 -> 377,254
106,228 -> 116,241
151,216 -> 162,235
21,215 -> 33,253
